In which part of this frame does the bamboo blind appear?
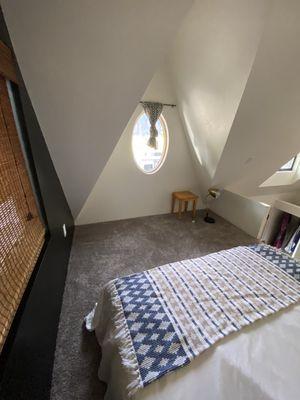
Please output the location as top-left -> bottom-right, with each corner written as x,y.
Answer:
0,40 -> 18,84
0,75 -> 45,352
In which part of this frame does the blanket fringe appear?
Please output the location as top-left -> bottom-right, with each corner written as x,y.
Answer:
84,303 -> 97,332
106,280 -> 143,397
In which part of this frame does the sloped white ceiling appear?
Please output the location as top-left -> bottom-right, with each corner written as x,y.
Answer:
4,0 -> 300,220
1,0 -> 193,216
214,0 -> 300,197
170,0 -> 300,202
76,63 -> 201,225
170,0 -> 271,191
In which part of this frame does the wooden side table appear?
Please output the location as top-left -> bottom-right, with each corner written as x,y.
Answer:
171,191 -> 198,219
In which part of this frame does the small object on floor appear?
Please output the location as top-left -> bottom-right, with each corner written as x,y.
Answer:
171,191 -> 198,220
204,188 -> 221,223
204,214 -> 216,223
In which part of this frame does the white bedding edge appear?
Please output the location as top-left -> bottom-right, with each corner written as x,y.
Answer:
94,301 -> 300,400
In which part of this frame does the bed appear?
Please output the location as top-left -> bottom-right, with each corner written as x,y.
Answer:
87,244 -> 300,400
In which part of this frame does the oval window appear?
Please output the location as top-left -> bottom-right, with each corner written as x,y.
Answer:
132,112 -> 168,174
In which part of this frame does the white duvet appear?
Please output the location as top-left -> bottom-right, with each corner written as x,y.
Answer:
95,301 -> 300,400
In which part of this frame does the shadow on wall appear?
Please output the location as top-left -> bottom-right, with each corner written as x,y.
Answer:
211,190 -> 269,238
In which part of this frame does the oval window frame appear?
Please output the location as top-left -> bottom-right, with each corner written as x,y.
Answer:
131,112 -> 169,175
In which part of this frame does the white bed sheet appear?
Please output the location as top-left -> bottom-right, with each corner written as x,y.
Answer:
95,302 -> 300,400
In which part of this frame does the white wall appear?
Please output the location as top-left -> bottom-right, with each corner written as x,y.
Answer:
168,0 -> 300,206
211,190 -> 269,238
214,0 -> 300,196
259,155 -> 300,191
170,0 -> 270,191
252,192 -> 300,207
76,65 -> 201,225
2,0 -> 193,216
5,0 -> 299,224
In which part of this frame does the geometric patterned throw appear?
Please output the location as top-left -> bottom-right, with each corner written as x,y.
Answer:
98,245 -> 300,397
249,243 -> 300,281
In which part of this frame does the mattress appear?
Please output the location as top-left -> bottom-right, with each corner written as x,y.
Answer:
91,245 -> 300,400
97,302 -> 300,400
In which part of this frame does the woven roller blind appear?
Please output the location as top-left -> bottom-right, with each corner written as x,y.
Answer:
0,75 -> 45,352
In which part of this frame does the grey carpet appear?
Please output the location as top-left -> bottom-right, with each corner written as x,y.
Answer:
50,212 -> 255,400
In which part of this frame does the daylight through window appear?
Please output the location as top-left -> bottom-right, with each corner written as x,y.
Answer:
132,112 -> 168,174
279,157 -> 296,171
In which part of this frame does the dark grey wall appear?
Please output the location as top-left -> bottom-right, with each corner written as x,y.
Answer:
0,9 -> 74,400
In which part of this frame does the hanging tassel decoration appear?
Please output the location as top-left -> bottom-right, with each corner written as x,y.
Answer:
141,102 -> 163,149
147,126 -> 158,149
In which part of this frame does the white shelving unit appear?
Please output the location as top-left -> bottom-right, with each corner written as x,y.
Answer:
258,200 -> 300,260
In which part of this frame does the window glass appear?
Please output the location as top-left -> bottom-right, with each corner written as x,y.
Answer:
279,157 -> 296,171
132,112 -> 168,174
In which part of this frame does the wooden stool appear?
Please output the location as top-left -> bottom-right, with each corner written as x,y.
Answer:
171,191 -> 198,219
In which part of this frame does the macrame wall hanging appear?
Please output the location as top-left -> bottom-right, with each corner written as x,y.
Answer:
140,101 -> 176,149
141,102 -> 163,150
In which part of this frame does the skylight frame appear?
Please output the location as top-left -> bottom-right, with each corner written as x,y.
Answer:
278,156 -> 296,172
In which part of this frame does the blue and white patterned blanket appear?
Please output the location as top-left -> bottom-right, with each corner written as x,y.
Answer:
94,244 -> 300,397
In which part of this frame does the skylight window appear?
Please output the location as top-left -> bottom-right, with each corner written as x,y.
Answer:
279,157 -> 296,171
132,112 -> 168,174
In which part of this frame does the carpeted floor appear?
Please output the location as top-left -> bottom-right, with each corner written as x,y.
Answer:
50,212 -> 255,400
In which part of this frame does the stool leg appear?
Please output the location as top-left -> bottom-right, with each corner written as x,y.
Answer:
192,199 -> 197,219
184,201 -> 188,212
178,200 -> 183,219
171,194 -> 175,214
